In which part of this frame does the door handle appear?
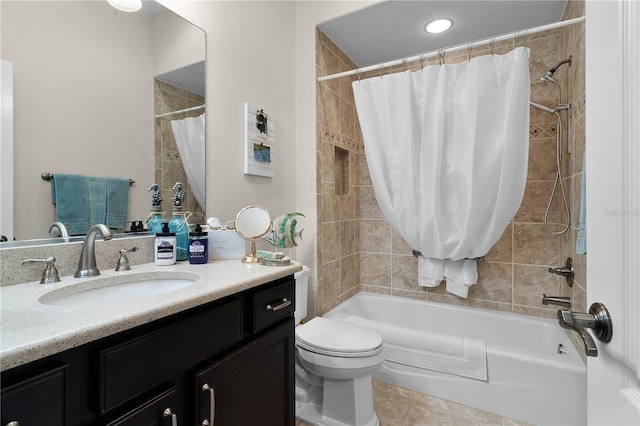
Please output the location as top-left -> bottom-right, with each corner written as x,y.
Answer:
202,383 -> 215,425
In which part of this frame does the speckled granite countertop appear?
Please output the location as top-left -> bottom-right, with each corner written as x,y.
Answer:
0,260 -> 302,372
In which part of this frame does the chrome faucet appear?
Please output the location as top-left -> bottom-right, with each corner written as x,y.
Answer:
74,224 -> 113,278
542,294 -> 571,308
49,221 -> 70,239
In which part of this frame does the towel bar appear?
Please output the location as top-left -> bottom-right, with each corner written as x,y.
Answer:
41,172 -> 135,185
411,249 -> 484,262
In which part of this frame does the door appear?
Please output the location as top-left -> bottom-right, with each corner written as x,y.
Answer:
585,1 -> 640,424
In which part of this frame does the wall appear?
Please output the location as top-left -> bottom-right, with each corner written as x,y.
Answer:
315,2 -> 587,360
1,1 -> 155,239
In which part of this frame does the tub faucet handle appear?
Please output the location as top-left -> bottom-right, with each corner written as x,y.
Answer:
548,257 -> 574,287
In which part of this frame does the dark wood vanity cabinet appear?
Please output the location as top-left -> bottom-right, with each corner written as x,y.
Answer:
1,275 -> 295,426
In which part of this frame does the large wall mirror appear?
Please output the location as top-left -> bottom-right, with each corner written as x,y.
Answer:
0,0 -> 205,243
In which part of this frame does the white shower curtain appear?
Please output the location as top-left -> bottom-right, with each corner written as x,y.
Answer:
352,47 -> 530,298
171,113 -> 206,210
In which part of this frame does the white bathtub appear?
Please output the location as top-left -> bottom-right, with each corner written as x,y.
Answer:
324,292 -> 586,425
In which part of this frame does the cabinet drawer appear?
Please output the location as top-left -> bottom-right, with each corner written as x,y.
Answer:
99,300 -> 243,413
1,364 -> 67,426
253,279 -> 295,332
107,386 -> 177,426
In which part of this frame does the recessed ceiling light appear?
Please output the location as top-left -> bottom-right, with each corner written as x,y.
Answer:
107,0 -> 142,12
425,18 -> 453,34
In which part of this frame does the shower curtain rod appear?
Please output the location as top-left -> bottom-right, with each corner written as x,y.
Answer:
154,104 -> 205,119
318,16 -> 585,82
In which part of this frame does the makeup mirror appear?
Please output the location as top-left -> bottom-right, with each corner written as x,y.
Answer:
234,206 -> 272,263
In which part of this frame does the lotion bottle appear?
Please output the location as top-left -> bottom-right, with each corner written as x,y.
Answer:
155,223 -> 176,266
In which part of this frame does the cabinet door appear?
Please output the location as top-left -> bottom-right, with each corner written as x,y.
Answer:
107,387 -> 178,426
195,319 -> 294,426
1,365 -> 67,426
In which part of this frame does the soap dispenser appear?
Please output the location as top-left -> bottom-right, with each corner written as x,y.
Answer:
147,183 -> 167,235
168,182 -> 188,261
155,223 -> 176,265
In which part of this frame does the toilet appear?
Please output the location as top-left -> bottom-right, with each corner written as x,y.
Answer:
294,266 -> 384,426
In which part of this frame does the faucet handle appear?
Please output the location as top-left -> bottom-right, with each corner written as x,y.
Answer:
21,256 -> 61,284
115,247 -> 138,271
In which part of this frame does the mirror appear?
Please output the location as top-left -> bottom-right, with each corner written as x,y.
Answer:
235,206 -> 272,264
0,0 -> 205,243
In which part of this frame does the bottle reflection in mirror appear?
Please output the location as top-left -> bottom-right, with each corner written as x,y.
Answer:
169,182 -> 188,261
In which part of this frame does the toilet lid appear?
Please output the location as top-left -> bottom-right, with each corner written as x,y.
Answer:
296,317 -> 383,357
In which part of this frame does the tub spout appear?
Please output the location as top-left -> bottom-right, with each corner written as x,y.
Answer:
542,294 -> 571,308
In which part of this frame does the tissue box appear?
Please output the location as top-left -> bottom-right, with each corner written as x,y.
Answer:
208,230 -> 246,260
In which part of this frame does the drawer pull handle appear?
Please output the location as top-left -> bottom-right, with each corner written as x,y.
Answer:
202,383 -> 215,425
163,408 -> 178,426
266,298 -> 291,312
6,422 -> 20,426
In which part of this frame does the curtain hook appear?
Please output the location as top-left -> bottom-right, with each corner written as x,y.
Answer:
379,63 -> 384,78
438,49 -> 446,65
419,54 -> 425,70
402,58 -> 408,73
356,68 -> 361,82
467,43 -> 472,62
490,38 -> 496,56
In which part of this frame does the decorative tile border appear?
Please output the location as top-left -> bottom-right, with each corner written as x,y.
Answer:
321,125 -> 365,153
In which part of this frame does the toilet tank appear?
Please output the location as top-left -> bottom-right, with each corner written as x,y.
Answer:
294,265 -> 309,325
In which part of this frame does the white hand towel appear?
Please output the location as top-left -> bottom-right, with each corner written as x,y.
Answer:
418,256 -> 444,287
444,259 -> 478,298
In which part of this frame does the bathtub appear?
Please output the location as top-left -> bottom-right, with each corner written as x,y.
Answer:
324,292 -> 586,425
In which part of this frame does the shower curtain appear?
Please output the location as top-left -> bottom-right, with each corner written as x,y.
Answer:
352,47 -> 530,298
171,113 -> 206,210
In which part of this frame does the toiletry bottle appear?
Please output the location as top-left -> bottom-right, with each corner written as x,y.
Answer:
188,224 -> 209,264
169,182 -> 188,261
155,223 -> 176,266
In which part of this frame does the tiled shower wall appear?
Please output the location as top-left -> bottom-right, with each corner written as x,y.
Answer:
316,0 -> 586,358
153,80 -> 205,219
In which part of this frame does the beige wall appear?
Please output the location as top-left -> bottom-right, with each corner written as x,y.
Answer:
315,1 -> 587,359
1,1 -> 155,239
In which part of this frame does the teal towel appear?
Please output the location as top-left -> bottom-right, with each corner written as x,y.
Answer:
105,177 -> 129,229
576,156 -> 587,254
51,174 -> 90,235
51,174 -> 129,234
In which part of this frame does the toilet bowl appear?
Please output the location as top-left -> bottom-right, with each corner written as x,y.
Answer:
294,267 -> 384,426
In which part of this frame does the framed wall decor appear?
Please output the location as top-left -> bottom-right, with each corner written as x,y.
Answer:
243,103 -> 275,177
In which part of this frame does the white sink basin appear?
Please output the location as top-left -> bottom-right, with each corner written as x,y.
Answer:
39,271 -> 199,307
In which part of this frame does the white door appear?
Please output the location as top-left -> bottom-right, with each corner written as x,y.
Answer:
586,1 -> 640,424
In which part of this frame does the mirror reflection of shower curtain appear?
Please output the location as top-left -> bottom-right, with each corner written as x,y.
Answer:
171,113 -> 205,211
352,47 -> 530,298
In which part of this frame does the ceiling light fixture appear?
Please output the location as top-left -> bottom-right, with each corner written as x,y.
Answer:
107,0 -> 142,12
425,18 -> 453,34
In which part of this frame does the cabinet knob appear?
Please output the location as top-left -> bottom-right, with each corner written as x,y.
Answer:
163,408 -> 178,426
202,383 -> 215,425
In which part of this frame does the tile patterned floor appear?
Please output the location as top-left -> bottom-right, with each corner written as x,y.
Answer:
296,380 -> 530,426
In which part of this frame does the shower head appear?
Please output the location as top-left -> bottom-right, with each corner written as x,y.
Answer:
541,56 -> 573,82
530,101 -> 556,115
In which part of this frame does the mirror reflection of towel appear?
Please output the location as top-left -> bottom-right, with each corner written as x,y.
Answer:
52,174 -> 129,235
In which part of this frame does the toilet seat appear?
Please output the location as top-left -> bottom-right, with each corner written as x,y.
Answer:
295,317 -> 383,358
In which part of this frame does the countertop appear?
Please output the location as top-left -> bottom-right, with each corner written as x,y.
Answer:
0,260 -> 302,372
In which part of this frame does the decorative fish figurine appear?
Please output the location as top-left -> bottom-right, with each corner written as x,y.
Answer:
264,212 -> 305,248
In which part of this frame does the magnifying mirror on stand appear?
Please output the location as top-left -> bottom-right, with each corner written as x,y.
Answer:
234,206 -> 272,263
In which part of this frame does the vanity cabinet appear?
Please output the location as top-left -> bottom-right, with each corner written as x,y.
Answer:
0,365 -> 68,426
1,275 -> 295,426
